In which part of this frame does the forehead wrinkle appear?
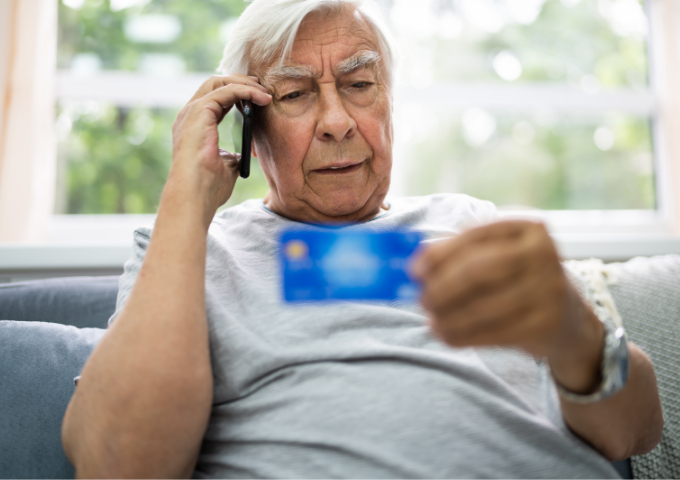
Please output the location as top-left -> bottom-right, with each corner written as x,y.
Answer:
260,11 -> 387,91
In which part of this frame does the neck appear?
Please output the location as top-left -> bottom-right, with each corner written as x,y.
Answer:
263,194 -> 389,225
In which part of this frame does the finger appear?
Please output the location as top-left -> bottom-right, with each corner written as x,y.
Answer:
218,149 -> 240,162
420,239 -> 530,314
199,148 -> 241,179
208,83 -> 273,107
190,74 -> 269,103
428,269 -> 543,344
430,272 -> 564,356
219,150 -> 243,181
219,153 -> 240,174
200,83 -> 272,120
412,220 -> 537,279
189,74 -> 269,103
413,220 -> 528,277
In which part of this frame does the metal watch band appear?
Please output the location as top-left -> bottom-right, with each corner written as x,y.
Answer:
554,317 -> 630,404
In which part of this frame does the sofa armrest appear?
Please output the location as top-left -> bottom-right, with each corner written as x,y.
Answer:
0,320 -> 106,478
0,276 -> 119,328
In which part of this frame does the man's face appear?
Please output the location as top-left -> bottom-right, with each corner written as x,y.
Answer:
252,8 -> 393,223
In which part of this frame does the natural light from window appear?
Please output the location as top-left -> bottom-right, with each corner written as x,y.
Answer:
55,0 -> 654,215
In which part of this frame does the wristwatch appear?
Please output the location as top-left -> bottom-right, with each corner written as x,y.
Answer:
555,318 -> 630,404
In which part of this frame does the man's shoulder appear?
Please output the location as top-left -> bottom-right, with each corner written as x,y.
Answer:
396,192 -> 495,209
127,199 -> 271,245
212,198 -> 268,223
209,198 -> 284,240
390,193 -> 497,226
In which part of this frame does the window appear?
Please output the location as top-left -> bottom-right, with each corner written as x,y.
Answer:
56,0 -> 259,215
54,0 -> 674,234
388,0 -> 655,212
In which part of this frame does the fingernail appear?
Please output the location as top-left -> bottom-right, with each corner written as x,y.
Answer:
410,257 -> 427,278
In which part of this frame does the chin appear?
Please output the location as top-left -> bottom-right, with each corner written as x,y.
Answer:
314,191 -> 380,220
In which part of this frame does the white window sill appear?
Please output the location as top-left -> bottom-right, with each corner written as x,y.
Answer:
552,233 -> 680,260
1,235 -> 679,283
1,211 -> 677,282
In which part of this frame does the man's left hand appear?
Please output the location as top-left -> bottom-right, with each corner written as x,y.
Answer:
411,221 -> 603,385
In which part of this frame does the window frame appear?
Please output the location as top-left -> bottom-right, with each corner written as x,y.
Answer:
50,0 -> 680,241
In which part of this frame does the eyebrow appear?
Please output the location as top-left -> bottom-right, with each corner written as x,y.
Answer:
336,50 -> 381,75
264,50 -> 381,83
264,64 -> 315,82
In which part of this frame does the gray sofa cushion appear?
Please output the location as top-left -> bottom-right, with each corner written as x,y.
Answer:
0,276 -> 119,329
0,321 -> 105,479
1,255 -> 678,478
606,256 -> 680,479
565,255 -> 680,479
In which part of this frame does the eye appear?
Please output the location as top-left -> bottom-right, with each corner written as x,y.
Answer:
352,81 -> 370,89
283,91 -> 303,100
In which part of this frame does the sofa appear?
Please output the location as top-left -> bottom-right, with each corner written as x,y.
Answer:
1,256 -> 679,479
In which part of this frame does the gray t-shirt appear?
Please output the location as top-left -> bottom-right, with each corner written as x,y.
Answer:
112,194 -> 619,478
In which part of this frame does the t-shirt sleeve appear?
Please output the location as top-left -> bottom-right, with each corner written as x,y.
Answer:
416,194 -> 500,241
468,197 -> 498,225
108,226 -> 152,326
445,194 -> 499,231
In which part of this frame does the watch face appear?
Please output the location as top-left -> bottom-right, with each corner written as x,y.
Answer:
614,327 -> 629,386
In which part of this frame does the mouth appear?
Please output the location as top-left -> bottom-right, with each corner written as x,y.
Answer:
313,160 -> 365,175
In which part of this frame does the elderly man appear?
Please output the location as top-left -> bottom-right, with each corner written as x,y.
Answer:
62,0 -> 663,477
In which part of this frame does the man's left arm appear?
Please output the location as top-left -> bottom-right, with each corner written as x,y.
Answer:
412,220 -> 664,461
548,300 -> 663,460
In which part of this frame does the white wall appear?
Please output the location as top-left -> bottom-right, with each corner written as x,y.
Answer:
0,0 -> 15,146
648,0 -> 680,233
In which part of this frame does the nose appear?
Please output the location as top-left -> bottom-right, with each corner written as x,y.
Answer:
315,84 -> 357,142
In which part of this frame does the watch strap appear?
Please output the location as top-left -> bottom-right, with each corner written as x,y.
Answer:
554,317 -> 629,404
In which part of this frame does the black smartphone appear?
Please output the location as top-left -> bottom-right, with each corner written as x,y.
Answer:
240,100 -> 252,179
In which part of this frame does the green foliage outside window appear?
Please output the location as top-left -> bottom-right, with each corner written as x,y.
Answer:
58,0 -> 247,72
56,0 -> 267,214
56,0 -> 654,214
56,103 -> 173,214
55,102 -> 269,214
395,0 -> 649,89
402,114 -> 654,210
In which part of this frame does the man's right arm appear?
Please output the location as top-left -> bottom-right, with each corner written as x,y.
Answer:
61,75 -> 272,478
62,187 -> 215,478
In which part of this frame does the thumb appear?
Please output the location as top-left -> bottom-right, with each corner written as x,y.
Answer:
218,149 -> 240,166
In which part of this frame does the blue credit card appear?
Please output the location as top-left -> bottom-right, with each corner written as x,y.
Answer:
279,229 -> 423,302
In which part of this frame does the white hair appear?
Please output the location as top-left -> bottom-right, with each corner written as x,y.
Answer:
217,0 -> 400,87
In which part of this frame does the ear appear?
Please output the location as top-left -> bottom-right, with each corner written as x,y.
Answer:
251,137 -> 258,158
